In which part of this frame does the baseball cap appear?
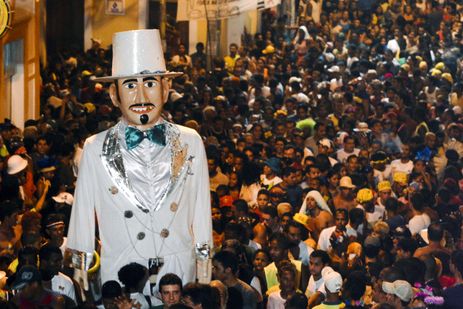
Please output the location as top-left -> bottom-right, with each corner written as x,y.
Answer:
11,266 -> 41,290
322,268 -> 343,293
382,280 -> 413,302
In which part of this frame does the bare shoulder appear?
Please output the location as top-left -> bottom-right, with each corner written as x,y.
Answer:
318,210 -> 333,221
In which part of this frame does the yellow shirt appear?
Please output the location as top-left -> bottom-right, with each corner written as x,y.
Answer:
224,55 -> 240,73
313,301 -> 346,309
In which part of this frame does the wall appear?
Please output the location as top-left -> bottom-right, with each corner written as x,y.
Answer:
0,0 -> 40,127
87,0 -> 142,49
189,10 -> 258,59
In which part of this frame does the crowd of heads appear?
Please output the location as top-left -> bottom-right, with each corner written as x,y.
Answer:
1,0 -> 463,308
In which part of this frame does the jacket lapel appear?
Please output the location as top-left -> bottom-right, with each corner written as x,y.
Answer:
100,124 -> 148,213
100,122 -> 192,213
163,123 -> 192,199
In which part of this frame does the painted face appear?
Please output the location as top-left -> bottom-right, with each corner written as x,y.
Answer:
110,76 -> 169,129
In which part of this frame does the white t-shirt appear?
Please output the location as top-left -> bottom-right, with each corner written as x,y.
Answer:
130,292 -> 151,309
305,275 -> 325,298
52,272 -> 76,303
373,166 -> 392,184
336,148 -> 360,163
299,241 -> 314,266
390,159 -> 414,176
356,204 -> 386,227
317,226 -> 357,252
250,276 -> 263,298
408,213 -> 431,235
267,290 -> 286,309
260,175 -> 283,189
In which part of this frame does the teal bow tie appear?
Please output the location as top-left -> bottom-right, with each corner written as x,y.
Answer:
125,124 -> 167,150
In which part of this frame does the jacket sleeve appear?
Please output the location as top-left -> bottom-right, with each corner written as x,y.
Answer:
65,138 -> 97,270
191,135 -> 212,248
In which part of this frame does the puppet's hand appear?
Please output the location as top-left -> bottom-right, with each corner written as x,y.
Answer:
74,268 -> 89,291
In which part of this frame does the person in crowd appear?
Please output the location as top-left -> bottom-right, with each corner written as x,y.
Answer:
212,250 -> 257,309
38,244 -> 78,305
153,273 -> 182,309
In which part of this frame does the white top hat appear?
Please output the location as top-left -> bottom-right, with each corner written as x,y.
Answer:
93,29 -> 182,82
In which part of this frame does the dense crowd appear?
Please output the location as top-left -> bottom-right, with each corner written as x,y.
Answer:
2,0 -> 463,308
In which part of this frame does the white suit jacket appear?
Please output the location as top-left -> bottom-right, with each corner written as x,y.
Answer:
66,121 -> 212,286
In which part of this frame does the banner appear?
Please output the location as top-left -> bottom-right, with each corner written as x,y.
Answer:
177,0 -> 280,21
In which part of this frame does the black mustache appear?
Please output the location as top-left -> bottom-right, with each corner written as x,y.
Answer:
129,103 -> 155,108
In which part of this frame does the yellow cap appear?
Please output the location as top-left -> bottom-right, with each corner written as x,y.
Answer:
262,45 -> 275,55
419,61 -> 428,70
393,172 -> 408,185
442,72 -> 453,84
401,64 -> 410,72
378,181 -> 392,192
293,213 -> 309,226
434,62 -> 445,70
431,69 -> 442,77
83,102 -> 96,113
357,188 -> 374,203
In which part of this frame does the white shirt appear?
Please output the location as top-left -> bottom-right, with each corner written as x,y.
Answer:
387,39 -> 400,55
356,204 -> 386,227
51,272 -> 76,303
261,175 -> 283,189
130,292 -> 151,309
240,183 -> 262,207
305,275 -> 325,298
250,276 -> 263,298
298,241 -> 314,265
408,213 -> 431,235
317,226 -> 357,252
267,290 -> 286,309
336,148 -> 360,163
373,166 -> 392,184
390,159 -> 414,176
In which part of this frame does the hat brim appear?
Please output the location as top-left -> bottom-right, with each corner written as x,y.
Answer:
7,160 -> 28,175
11,281 -> 27,290
340,184 -> 356,189
92,71 -> 184,83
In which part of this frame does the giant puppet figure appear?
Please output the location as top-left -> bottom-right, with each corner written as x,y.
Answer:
66,30 -> 212,293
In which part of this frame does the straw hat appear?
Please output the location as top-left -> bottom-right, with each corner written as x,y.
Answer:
339,176 -> 355,189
